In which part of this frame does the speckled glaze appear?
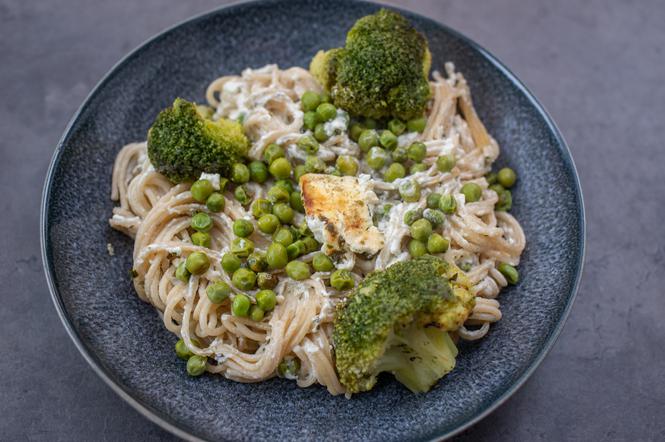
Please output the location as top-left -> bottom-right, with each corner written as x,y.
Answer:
41,1 -> 584,441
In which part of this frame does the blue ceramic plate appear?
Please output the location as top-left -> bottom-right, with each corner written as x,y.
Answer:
41,1 -> 584,440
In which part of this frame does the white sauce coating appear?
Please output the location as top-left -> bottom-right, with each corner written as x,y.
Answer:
199,172 -> 221,190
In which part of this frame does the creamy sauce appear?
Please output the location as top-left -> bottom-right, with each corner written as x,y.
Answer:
323,110 -> 349,137
199,172 -> 221,190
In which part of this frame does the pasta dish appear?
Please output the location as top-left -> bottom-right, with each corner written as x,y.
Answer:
109,10 -> 524,396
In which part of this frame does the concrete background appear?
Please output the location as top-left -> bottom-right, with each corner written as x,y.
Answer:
1,0 -> 664,440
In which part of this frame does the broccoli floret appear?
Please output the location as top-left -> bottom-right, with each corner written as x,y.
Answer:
333,255 -> 474,394
147,98 -> 249,183
309,9 -> 432,120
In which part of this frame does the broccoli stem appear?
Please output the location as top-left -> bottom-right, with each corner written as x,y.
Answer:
377,325 -> 458,393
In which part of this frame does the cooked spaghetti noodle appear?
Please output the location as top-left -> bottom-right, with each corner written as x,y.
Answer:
110,63 -> 524,396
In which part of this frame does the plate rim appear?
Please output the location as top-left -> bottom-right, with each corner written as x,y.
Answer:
40,1 -> 586,440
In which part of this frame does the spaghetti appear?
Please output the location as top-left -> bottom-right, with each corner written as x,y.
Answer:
110,63 -> 524,396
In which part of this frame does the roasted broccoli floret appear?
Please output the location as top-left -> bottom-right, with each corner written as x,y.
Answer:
147,98 -> 249,183
309,9 -> 432,120
333,255 -> 475,394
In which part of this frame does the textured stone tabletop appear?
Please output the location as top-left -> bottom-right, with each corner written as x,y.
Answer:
1,0 -> 663,440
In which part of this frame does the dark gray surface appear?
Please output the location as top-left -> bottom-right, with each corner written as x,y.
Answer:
41,1 -> 583,441
0,1 -> 663,441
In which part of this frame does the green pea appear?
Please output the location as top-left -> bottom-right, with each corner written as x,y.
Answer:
349,123 -> 364,141
489,183 -> 504,194
408,239 -> 427,257
498,263 -> 519,284
269,157 -> 292,180
175,261 -> 190,282
275,179 -> 295,193
410,218 -> 433,241
486,172 -> 498,185
461,183 -> 482,203
363,118 -> 378,129
257,214 -> 279,234
266,242 -> 288,270
312,252 -> 334,272
497,167 -> 517,188
330,269 -> 354,290
314,123 -> 329,142
296,222 -> 312,238
191,212 -> 213,232
316,102 -> 337,122
399,179 -> 421,202
191,179 -> 214,203
206,192 -> 225,212
294,164 -> 307,182
247,161 -> 268,184
379,130 -> 398,150
495,186 -> 512,212
230,163 -> 250,184
191,231 -> 211,248
459,262 -> 472,272
278,358 -> 301,378
426,192 -> 442,209
234,185 -> 251,206
403,208 -> 423,225
407,142 -> 427,162
302,237 -> 319,253
388,119 -> 406,136
206,281 -> 231,304
221,253 -> 241,274
286,225 -> 301,241
358,129 -> 379,152
366,146 -> 389,170
423,209 -> 445,227
273,228 -> 294,247
231,293 -> 251,317
286,260 -> 311,280
297,135 -> 319,154
251,199 -> 272,218
407,116 -> 427,133
427,233 -> 449,253
303,111 -> 319,131
304,155 -> 326,173
286,240 -> 306,260
263,143 -> 286,164
301,91 -> 321,112
247,252 -> 268,272
383,163 -> 406,182
230,237 -> 254,258
436,154 -> 456,172
256,289 -> 277,311
336,155 -> 359,176
175,338 -> 194,360
391,146 -> 408,163
267,185 -> 290,203
232,268 -> 256,290
273,203 -> 294,224
410,163 -> 428,174
290,191 -> 305,213
249,305 -> 265,321
233,219 -> 254,238
187,355 -> 207,376
438,194 -> 457,214
257,272 -> 278,290
186,252 -> 210,275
